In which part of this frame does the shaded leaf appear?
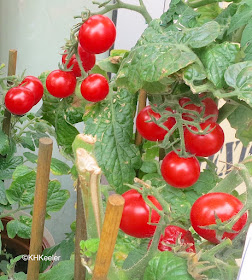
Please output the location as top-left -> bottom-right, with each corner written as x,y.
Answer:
0,156 -> 23,180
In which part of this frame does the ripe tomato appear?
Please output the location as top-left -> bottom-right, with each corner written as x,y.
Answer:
62,45 -> 96,76
5,86 -> 35,115
20,76 -> 44,105
78,15 -> 116,54
179,95 -> 218,122
80,74 -> 109,102
190,193 -> 247,244
120,189 -> 162,238
149,225 -> 196,253
136,106 -> 176,142
161,151 -> 200,188
46,70 -> 76,98
184,121 -> 224,157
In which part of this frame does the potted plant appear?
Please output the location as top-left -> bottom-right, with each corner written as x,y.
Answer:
1,0 -> 252,279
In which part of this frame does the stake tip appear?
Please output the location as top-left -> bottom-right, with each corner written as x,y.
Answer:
108,194 -> 125,207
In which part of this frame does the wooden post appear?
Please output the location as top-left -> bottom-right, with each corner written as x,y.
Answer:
74,177 -> 87,280
27,138 -> 53,280
92,194 -> 125,280
2,49 -> 17,136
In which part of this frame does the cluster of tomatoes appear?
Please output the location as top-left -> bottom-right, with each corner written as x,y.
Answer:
4,76 -> 44,115
46,14 -> 116,102
119,95 -> 247,250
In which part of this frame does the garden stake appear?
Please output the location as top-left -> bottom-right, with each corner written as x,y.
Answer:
135,88 -> 147,146
2,49 -> 17,136
27,138 -> 53,280
92,194 -> 125,280
74,177 -> 87,280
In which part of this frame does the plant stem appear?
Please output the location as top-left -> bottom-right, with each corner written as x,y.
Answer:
92,0 -> 152,24
0,206 -> 32,219
187,0 -> 221,9
217,103 -> 238,124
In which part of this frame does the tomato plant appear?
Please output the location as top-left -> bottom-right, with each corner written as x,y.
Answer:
20,76 -> 44,105
78,14 -> 116,54
5,86 -> 35,115
119,189 -> 162,238
190,193 -> 248,244
80,73 -> 109,102
184,121 -> 225,157
161,151 -> 200,188
46,69 -> 76,98
136,105 -> 176,141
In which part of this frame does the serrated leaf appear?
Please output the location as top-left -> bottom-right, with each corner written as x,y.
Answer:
228,105 -> 252,146
6,165 -> 36,206
84,88 -> 141,193
196,3 -> 222,25
6,217 -> 31,239
224,61 -> 252,106
50,158 -> 70,175
0,272 -> 26,280
0,156 -> 23,180
183,63 -> 207,92
39,260 -> 74,280
241,20 -> 252,60
97,57 -> 120,74
143,251 -> 193,280
0,181 -> 8,205
20,133 -> 36,151
40,243 -> 61,272
46,180 -> 70,215
200,42 -> 240,88
0,130 -> 9,156
23,151 -> 37,163
140,161 -> 158,174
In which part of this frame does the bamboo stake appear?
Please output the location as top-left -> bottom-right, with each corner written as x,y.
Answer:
135,89 -> 147,146
2,49 -> 17,136
92,194 -> 125,280
74,177 -> 87,280
27,138 -> 53,280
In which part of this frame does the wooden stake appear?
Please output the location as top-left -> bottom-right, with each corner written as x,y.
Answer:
27,138 -> 53,280
92,194 -> 125,280
135,89 -> 147,146
2,49 -> 17,136
74,177 -> 87,280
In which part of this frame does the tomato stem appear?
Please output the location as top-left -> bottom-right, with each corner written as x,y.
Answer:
187,0 -> 221,8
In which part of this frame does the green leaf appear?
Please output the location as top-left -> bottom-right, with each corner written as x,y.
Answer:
20,133 -> 36,151
143,251 -> 193,280
97,57 -> 120,74
224,61 -> 252,106
183,63 -> 207,92
6,165 -> 36,206
241,20 -> 252,60
116,20 -> 220,93
0,156 -> 23,180
6,217 -> 32,239
39,260 -> 74,280
40,244 -> 61,272
23,151 -> 37,163
0,272 -> 26,280
200,42 -> 240,88
84,89 -> 141,194
80,238 -> 100,257
46,180 -> 70,216
228,105 -> 252,146
50,158 -> 70,175
0,130 -> 9,156
196,3 -> 221,25
140,161 -> 158,174
142,141 -> 160,161
0,181 -> 8,205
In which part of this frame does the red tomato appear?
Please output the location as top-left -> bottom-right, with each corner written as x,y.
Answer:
62,45 -> 96,76
179,95 -> 218,122
190,193 -> 247,244
5,86 -> 35,115
149,225 -> 196,253
184,121 -> 224,157
20,76 -> 44,105
136,106 -> 176,142
78,15 -> 116,54
161,151 -> 200,188
46,70 -> 76,98
120,189 -> 162,238
80,74 -> 109,102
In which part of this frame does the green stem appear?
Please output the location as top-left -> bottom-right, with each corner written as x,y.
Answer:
92,0 -> 152,24
0,206 -> 32,219
14,118 -> 38,139
201,238 -> 232,260
217,103 -> 238,124
187,0 -> 220,8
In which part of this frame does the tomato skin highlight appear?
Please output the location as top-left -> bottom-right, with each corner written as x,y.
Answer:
136,105 -> 176,142
20,76 -> 44,105
184,121 -> 224,157
161,151 -> 200,188
190,192 -> 247,244
149,225 -> 196,253
46,70 -> 76,98
80,74 -> 109,102
78,15 -> 116,54
120,189 -> 162,238
5,86 -> 35,115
